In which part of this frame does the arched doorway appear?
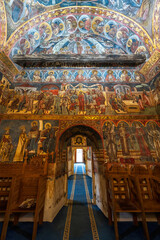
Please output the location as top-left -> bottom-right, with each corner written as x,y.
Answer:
55,124 -> 105,207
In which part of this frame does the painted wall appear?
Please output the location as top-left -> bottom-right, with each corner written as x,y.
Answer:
0,119 -> 160,163
0,119 -> 59,162
0,1 -> 160,223
0,72 -> 160,116
103,120 -> 160,162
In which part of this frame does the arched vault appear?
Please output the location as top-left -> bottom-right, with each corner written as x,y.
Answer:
58,124 -> 103,151
4,6 -> 155,57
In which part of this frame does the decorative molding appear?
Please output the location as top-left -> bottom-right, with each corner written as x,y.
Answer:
0,114 -> 159,121
0,51 -> 19,77
153,0 -> 160,49
13,54 -> 146,68
0,0 -> 7,50
139,49 -> 160,78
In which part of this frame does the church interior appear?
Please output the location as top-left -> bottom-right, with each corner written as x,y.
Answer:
0,0 -> 160,239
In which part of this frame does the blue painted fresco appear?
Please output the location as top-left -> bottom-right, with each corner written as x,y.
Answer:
0,119 -> 59,162
103,120 -> 160,163
5,0 -> 150,24
10,15 -> 149,58
4,1 -> 153,40
14,68 -> 143,83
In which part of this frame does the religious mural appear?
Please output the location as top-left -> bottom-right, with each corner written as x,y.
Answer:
103,120 -> 160,163
14,68 -> 145,83
9,14 -> 149,58
0,119 -> 159,164
0,71 -> 159,115
0,0 -> 160,226
0,119 -> 59,162
4,0 -> 154,38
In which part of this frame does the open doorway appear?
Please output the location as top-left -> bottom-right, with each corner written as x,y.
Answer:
58,126 -> 104,209
76,148 -> 83,163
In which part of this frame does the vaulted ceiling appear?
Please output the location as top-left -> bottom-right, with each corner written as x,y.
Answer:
0,0 -> 160,106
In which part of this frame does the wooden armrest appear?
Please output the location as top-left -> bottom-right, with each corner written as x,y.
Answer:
151,176 -> 160,182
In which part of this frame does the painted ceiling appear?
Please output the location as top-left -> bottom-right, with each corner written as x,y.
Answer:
0,0 -> 160,117
4,1 -> 155,36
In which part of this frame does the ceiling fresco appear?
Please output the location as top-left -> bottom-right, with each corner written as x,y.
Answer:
1,6 -> 156,85
6,7 -> 154,57
0,2 -> 159,118
4,0 -> 154,38
9,14 -> 150,58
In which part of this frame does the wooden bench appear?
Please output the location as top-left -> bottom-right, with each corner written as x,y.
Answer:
129,165 -> 160,239
1,174 -> 47,240
106,164 -> 150,240
0,175 -> 20,240
0,154 -> 48,240
0,162 -> 24,177
0,152 -> 48,177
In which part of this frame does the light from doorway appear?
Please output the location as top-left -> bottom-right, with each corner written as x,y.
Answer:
76,149 -> 83,163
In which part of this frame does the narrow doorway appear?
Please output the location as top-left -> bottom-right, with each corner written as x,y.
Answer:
76,148 -> 83,163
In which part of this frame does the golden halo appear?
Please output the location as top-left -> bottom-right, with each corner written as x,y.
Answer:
78,70 -> 84,74
34,32 -> 40,40
39,22 -> 52,42
45,122 -> 51,129
31,121 -> 38,127
78,21 -> 84,28
5,127 -> 10,131
59,23 -> 64,31
107,70 -> 113,74
105,24 -> 110,33
34,70 -> 40,75
127,39 -> 132,47
135,46 -> 146,54
21,70 -> 26,76
49,70 -> 54,74
148,121 -> 156,128
122,70 -> 128,73
91,16 -> 103,34
18,50 -> 22,55
25,40 -> 30,48
92,70 -> 98,74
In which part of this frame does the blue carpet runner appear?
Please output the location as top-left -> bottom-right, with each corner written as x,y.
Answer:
1,163 -> 160,239
63,163 -> 99,240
